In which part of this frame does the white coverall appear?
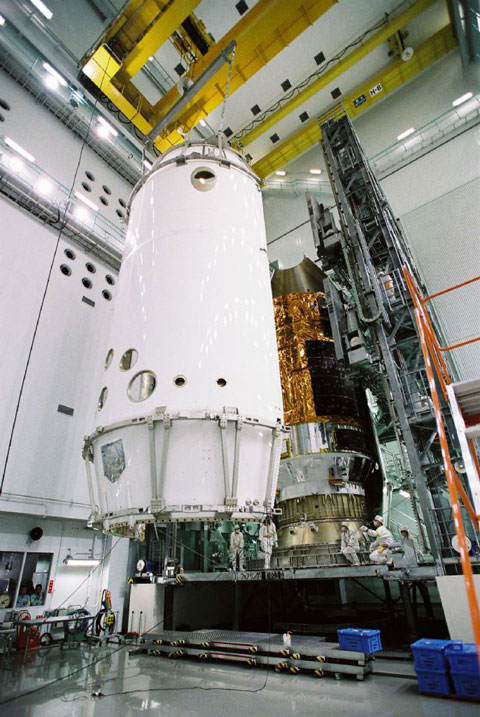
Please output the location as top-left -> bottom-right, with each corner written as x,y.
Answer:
366,525 -> 394,564
230,530 -> 244,571
259,522 -> 277,569
341,529 -> 360,565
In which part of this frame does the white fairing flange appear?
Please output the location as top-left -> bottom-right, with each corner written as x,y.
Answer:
85,143 -> 285,532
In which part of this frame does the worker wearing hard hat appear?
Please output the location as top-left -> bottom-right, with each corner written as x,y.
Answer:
340,522 -> 361,565
361,515 -> 394,565
230,524 -> 245,571
259,515 -> 277,569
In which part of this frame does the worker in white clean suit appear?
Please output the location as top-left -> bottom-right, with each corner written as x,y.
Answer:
361,515 -> 394,565
340,522 -> 360,565
230,524 -> 244,571
259,516 -> 277,569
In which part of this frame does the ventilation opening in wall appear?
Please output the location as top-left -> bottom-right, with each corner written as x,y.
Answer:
0,98 -> 11,111
82,277 -> 92,289
81,182 -> 91,192
85,171 -> 95,181
102,290 -> 112,301
60,264 -> 71,276
86,262 -> 96,273
64,248 -> 76,260
191,167 -> 216,192
174,375 -> 186,387
116,209 -> 124,219
105,274 -> 115,286
217,378 -> 227,387
118,198 -> 127,208
103,185 -> 112,195
100,196 -> 109,206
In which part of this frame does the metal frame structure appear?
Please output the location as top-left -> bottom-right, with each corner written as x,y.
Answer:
306,110 -> 477,571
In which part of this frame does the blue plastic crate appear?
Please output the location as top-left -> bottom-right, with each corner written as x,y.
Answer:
410,638 -> 461,672
445,643 -> 480,675
451,671 -> 480,699
337,628 -> 382,653
416,669 -> 452,695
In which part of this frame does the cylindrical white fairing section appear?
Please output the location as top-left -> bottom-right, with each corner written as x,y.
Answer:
84,143 -> 285,535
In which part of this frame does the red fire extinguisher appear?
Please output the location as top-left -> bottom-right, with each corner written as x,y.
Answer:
16,612 -> 40,650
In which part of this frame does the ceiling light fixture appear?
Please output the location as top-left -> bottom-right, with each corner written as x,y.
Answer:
399,489 -> 411,498
199,119 -> 207,127
309,168 -> 322,175
397,127 -> 415,141
8,156 -> 24,173
4,137 -> 35,162
0,14 -> 5,26
43,62 -> 67,88
64,558 -> 100,567
74,206 -> 90,222
29,0 -> 53,20
275,170 -> 287,176
96,116 -> 118,139
452,92 -> 473,107
35,177 -> 54,196
74,191 -> 99,212
143,159 -> 153,171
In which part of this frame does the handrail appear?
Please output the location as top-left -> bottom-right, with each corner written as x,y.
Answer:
403,266 -> 480,665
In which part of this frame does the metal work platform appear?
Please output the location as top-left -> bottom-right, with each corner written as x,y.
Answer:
136,629 -> 374,680
176,564 -> 439,582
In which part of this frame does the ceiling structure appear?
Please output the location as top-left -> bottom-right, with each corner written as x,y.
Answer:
0,0 -> 468,183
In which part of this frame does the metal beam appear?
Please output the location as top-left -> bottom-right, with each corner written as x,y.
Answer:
151,0 -> 337,152
252,24 -> 457,179
240,0 -> 436,148
147,41 -> 236,140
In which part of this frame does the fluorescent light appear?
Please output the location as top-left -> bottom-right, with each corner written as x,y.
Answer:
64,559 -> 100,567
399,489 -> 411,498
74,191 -> 99,212
397,127 -> 415,141
309,168 -> 322,175
35,177 -> 54,196
8,156 -> 24,173
143,159 -> 153,171
199,119 -> 207,127
74,206 -> 90,222
149,56 -> 154,61
0,14 -> 5,26
97,115 -> 118,137
452,92 -> 473,107
4,137 -> 35,162
43,62 -> 67,87
29,0 -> 53,20
275,170 -> 287,176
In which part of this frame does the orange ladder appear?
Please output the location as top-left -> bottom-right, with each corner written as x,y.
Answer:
403,267 -> 480,664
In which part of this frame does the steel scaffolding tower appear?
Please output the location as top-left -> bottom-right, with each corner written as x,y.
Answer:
307,111 -> 465,569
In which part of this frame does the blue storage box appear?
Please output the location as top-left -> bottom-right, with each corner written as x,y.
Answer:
416,669 -> 452,695
445,643 -> 480,675
451,671 -> 480,699
337,628 -> 382,653
410,639 -> 461,672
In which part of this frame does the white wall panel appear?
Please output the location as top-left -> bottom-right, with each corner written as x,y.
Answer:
0,202 -> 117,518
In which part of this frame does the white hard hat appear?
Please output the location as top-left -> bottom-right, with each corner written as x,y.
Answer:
234,524 -> 240,529
400,526 -> 409,533
374,515 -> 384,523
340,522 -> 350,528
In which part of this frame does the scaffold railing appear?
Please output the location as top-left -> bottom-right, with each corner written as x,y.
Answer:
403,265 -> 480,663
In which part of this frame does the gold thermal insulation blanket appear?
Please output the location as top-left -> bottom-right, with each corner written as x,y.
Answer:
274,291 -> 366,431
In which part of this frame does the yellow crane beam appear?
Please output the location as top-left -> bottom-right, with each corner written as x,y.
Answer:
81,0 -> 337,145
252,24 -> 457,180
151,0 -> 338,152
240,0 -> 436,148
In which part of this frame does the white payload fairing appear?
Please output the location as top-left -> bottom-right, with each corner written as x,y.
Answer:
83,141 -> 286,537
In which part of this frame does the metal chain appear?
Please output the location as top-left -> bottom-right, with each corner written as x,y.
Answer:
219,43 -> 236,134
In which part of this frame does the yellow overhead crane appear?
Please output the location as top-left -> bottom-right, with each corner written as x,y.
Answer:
252,24 -> 458,180
237,0 -> 436,149
80,0 -> 337,150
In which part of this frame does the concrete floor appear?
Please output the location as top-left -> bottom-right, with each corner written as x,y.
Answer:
0,644 -> 477,716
